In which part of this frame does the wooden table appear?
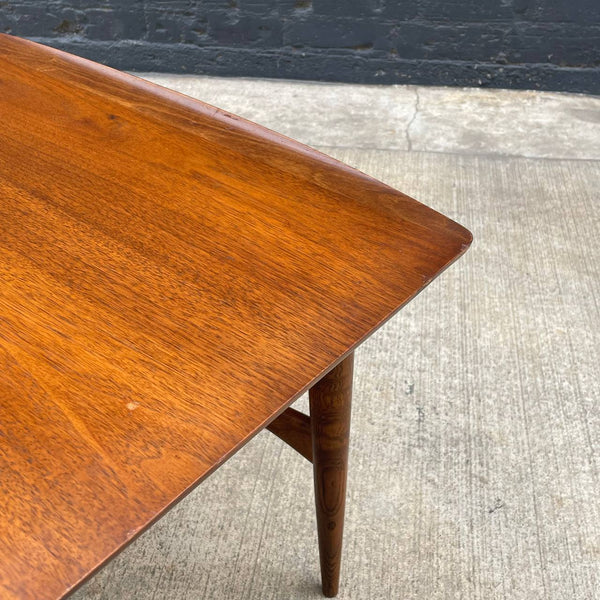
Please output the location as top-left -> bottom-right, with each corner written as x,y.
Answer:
0,34 -> 471,600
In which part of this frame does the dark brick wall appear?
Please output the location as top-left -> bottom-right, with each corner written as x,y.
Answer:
1,1 -> 599,93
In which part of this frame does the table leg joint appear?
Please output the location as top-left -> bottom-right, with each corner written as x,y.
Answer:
266,407 -> 313,462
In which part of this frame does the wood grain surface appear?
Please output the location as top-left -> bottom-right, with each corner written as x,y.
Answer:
0,33 -> 471,600
310,354 -> 354,597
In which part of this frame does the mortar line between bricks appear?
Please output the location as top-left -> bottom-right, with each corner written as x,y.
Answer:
23,38 -> 600,96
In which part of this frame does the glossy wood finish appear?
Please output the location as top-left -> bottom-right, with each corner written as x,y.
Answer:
310,354 -> 354,597
0,33 -> 472,600
266,407 -> 313,462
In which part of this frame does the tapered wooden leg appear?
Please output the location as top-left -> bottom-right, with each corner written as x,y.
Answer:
310,353 -> 353,598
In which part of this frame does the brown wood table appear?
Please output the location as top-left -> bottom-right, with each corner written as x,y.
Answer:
0,34 -> 472,600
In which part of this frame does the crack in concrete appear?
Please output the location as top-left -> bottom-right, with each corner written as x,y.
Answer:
405,87 -> 420,152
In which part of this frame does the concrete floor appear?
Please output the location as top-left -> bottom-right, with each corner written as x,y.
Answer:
72,79 -> 599,599
135,76 -> 599,160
